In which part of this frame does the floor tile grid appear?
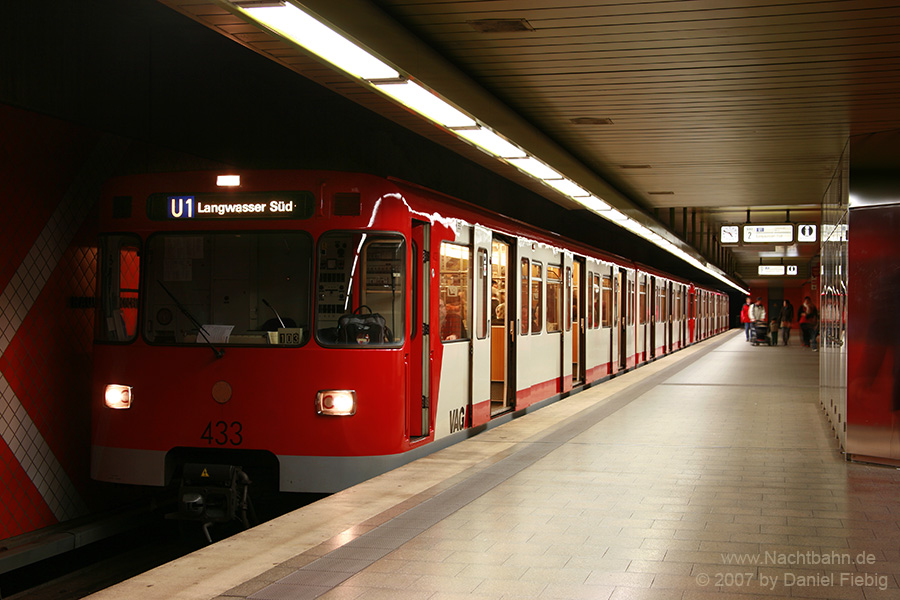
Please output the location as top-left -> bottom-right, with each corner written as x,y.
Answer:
331,338 -> 898,599
232,335 -> 732,600
539,342 -> 898,599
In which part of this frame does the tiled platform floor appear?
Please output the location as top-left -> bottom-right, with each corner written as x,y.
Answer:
90,332 -> 900,600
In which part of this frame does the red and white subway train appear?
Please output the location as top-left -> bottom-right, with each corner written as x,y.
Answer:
92,170 -> 728,495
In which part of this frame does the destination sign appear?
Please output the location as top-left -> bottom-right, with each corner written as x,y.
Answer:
743,224 -> 794,244
758,265 -> 786,276
148,191 -> 314,221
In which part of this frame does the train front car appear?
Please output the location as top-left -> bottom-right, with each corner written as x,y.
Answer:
91,171 -> 433,497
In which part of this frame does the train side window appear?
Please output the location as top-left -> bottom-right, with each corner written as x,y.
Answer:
628,278 -> 635,326
316,232 -> 405,346
546,265 -> 561,333
477,248 -> 488,339
565,266 -> 572,332
520,259 -> 529,335
601,275 -> 612,328
531,261 -> 543,334
592,273 -> 601,329
639,280 -> 647,324
439,242 -> 470,342
585,271 -> 597,329
660,287 -> 667,322
97,234 -> 141,342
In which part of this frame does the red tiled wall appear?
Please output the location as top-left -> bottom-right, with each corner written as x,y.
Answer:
0,105 -> 99,292
0,105 -> 103,540
0,443 -> 57,539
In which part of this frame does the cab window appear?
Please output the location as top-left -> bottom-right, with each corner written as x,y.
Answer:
316,232 -> 406,346
143,232 -> 312,346
97,234 -> 141,342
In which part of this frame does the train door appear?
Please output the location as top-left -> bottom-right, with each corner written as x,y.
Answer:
560,253 -> 573,393
571,257 -> 586,385
472,226 -> 492,423
409,220 -> 431,438
665,281 -> 675,352
489,236 -> 514,415
649,276 -> 657,358
688,285 -> 696,343
635,273 -> 644,363
617,268 -> 627,371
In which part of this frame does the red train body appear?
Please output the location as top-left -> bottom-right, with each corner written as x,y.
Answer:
91,170 -> 728,493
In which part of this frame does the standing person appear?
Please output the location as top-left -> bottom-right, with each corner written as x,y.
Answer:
740,296 -> 752,341
749,297 -> 766,343
780,299 -> 794,345
769,318 -> 779,346
798,296 -> 818,348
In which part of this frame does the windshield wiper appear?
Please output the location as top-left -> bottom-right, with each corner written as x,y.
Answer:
262,298 -> 285,328
157,280 -> 224,359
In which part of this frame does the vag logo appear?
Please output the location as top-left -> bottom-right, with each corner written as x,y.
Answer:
449,407 -> 466,433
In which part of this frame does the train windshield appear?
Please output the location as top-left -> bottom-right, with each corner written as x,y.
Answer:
315,232 -> 406,346
141,232 -> 312,346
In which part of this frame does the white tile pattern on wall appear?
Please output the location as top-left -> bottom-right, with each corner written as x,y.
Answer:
0,135 -> 128,522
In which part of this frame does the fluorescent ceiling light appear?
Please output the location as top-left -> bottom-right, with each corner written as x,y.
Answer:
604,209 -> 629,222
451,128 -> 526,158
620,219 -> 643,233
543,178 -> 589,198
237,3 -> 399,80
576,195 -> 611,212
505,157 -> 561,180
374,81 -> 476,128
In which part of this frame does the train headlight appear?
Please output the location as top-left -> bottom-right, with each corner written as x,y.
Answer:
316,390 -> 356,416
104,384 -> 133,409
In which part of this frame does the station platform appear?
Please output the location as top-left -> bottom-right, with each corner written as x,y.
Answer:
86,331 -> 900,600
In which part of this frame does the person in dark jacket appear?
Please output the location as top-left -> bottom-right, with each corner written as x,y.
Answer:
780,299 -> 794,346
798,296 -> 818,348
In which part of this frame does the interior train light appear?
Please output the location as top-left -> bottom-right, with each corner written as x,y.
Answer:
373,81 -> 476,128
235,2 -> 399,80
104,384 -> 133,410
316,390 -> 357,416
216,175 -> 241,187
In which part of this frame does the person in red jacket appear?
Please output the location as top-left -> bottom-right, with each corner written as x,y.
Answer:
740,296 -> 752,341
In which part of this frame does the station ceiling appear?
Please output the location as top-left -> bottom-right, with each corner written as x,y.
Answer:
157,0 -> 900,290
